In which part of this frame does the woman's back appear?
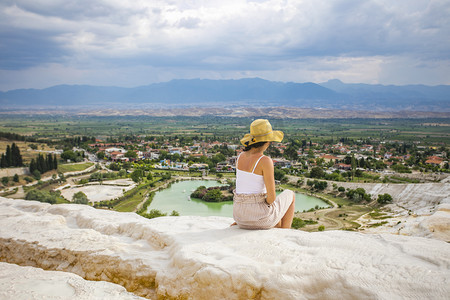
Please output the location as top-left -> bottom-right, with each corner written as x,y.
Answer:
235,153 -> 266,194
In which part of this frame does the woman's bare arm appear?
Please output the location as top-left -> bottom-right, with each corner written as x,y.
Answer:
261,156 -> 276,204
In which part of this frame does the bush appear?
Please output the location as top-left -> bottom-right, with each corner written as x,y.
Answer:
170,210 -> 180,216
141,209 -> 167,219
13,174 -> 19,182
72,191 -> 89,204
346,187 -> 371,203
32,169 -> 41,180
318,225 -> 325,231
24,176 -> 34,183
131,169 -> 144,183
291,217 -> 305,229
338,186 -> 345,192
310,167 -> 325,179
25,189 -> 63,204
391,164 -> 412,173
313,180 -> 328,191
291,217 -> 318,229
377,193 -> 393,204
274,168 -> 287,182
203,189 -> 222,202
1,177 -> 8,185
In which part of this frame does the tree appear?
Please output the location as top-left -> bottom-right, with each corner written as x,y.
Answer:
313,180 -> 328,191
351,154 -> 356,181
142,209 -> 167,219
274,168 -> 286,182
53,154 -> 58,170
29,158 -> 36,174
377,193 -> 393,204
32,169 -> 41,180
0,154 -> 6,168
292,217 -> 306,229
203,189 -> 223,202
72,191 -> 89,205
310,167 -> 325,179
25,189 -> 61,204
11,143 -> 23,167
47,154 -> 53,172
130,169 -> 144,183
37,154 -> 46,173
125,150 -> 137,159
13,174 -> 19,182
5,145 -> 12,166
284,143 -> 299,161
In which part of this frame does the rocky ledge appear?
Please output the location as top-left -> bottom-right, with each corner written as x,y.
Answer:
0,197 -> 449,299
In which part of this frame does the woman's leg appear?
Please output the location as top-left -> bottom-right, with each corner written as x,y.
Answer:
280,193 -> 295,228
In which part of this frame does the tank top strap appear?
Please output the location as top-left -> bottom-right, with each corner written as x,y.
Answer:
252,155 -> 265,173
236,153 -> 243,169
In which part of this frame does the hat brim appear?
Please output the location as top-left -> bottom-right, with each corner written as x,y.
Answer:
240,130 -> 284,146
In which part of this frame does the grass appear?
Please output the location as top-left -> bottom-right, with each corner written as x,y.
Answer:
114,194 -> 146,212
368,210 -> 393,220
368,221 -> 389,228
58,162 -> 94,173
113,177 -> 161,212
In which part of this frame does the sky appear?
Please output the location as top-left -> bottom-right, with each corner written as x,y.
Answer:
0,0 -> 449,91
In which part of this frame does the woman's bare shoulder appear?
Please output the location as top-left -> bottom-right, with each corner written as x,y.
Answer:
260,155 -> 273,165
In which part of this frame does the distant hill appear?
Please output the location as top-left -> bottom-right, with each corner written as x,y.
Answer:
319,79 -> 450,111
0,78 -> 449,112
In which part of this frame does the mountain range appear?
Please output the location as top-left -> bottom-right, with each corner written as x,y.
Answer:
0,78 -> 449,112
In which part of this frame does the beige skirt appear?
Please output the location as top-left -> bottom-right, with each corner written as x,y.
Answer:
233,189 -> 294,229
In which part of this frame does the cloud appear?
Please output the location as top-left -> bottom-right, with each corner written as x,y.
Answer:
0,0 -> 449,89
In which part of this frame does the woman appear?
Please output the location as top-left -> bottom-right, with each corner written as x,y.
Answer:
232,119 -> 295,229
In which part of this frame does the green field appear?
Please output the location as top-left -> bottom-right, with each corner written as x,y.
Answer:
0,115 -> 449,145
58,162 -> 94,173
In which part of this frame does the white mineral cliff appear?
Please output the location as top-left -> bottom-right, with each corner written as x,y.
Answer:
0,262 -> 146,300
1,197 -> 449,299
334,182 -> 450,241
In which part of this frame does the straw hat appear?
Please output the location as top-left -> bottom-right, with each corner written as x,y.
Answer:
240,119 -> 284,146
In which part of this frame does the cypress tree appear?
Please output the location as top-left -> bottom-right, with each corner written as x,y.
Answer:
0,154 -> 6,168
11,144 -> 17,166
47,154 -> 53,172
38,154 -> 46,173
6,145 -> 12,167
11,143 -> 23,167
53,154 -> 58,170
29,158 -> 36,174
15,143 -> 23,166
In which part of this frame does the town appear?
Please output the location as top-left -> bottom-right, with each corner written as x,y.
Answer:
0,116 -> 448,234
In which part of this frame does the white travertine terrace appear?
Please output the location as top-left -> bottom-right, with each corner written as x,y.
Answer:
1,197 -> 449,299
0,262 -> 146,300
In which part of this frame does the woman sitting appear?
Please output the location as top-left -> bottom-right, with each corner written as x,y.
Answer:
233,119 -> 295,229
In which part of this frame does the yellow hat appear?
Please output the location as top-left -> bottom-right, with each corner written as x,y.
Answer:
240,119 -> 284,146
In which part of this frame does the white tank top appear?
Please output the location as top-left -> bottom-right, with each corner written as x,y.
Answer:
235,154 -> 267,194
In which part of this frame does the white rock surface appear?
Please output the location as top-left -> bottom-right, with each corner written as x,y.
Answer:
1,197 -> 449,299
335,181 -> 450,241
0,262 -> 146,300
